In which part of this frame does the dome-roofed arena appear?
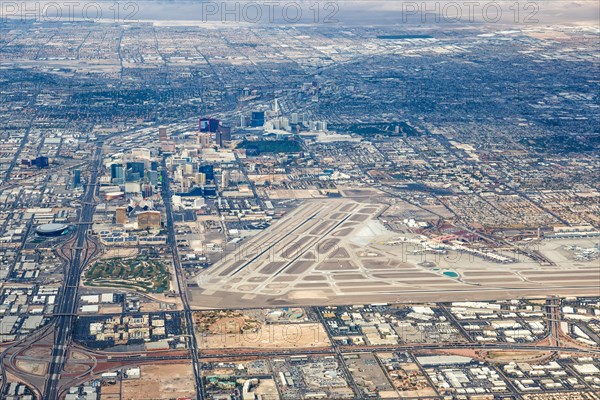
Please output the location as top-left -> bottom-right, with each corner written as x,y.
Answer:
35,223 -> 69,237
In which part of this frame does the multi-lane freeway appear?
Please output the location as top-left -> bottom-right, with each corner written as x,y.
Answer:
160,157 -> 205,400
0,135 -> 596,400
42,143 -> 104,400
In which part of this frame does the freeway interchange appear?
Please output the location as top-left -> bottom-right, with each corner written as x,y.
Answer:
1,142 -> 207,399
42,144 -> 105,400
0,140 -> 597,400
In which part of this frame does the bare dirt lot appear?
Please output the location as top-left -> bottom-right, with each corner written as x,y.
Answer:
116,363 -> 195,399
198,322 -> 330,349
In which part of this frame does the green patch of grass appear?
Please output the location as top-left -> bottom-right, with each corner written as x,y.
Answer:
84,256 -> 171,293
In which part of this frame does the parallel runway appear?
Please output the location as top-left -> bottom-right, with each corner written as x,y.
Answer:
188,198 -> 600,309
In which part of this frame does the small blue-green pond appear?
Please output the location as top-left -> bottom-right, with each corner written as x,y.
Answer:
442,271 -> 459,278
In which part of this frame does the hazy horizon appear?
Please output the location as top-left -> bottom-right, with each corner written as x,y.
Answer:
3,0 -> 599,26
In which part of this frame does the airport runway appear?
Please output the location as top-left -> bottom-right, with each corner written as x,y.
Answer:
188,198 -> 600,308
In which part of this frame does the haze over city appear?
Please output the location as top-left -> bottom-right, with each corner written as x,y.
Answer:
0,0 -> 598,399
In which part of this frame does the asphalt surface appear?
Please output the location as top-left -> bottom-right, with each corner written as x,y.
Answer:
161,157 -> 205,400
43,144 -> 104,400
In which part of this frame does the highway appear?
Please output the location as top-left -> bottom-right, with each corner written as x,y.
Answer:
3,100 -> 38,183
547,295 -> 562,347
314,307 -> 362,396
42,143 -> 104,400
232,149 -> 265,209
160,157 -> 205,400
58,340 -> 600,368
1,133 -> 593,399
197,341 -> 600,358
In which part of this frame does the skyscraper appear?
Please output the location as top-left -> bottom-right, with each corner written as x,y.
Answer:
72,169 -> 81,188
195,172 -> 206,186
200,118 -> 220,133
216,126 -> 231,147
115,207 -> 127,225
126,161 -> 145,181
148,170 -> 159,186
110,163 -> 125,184
221,170 -> 229,188
143,183 -> 153,198
137,211 -> 161,229
32,156 -> 49,168
251,111 -> 265,127
159,127 -> 168,141
199,164 -> 214,181
199,133 -> 211,148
